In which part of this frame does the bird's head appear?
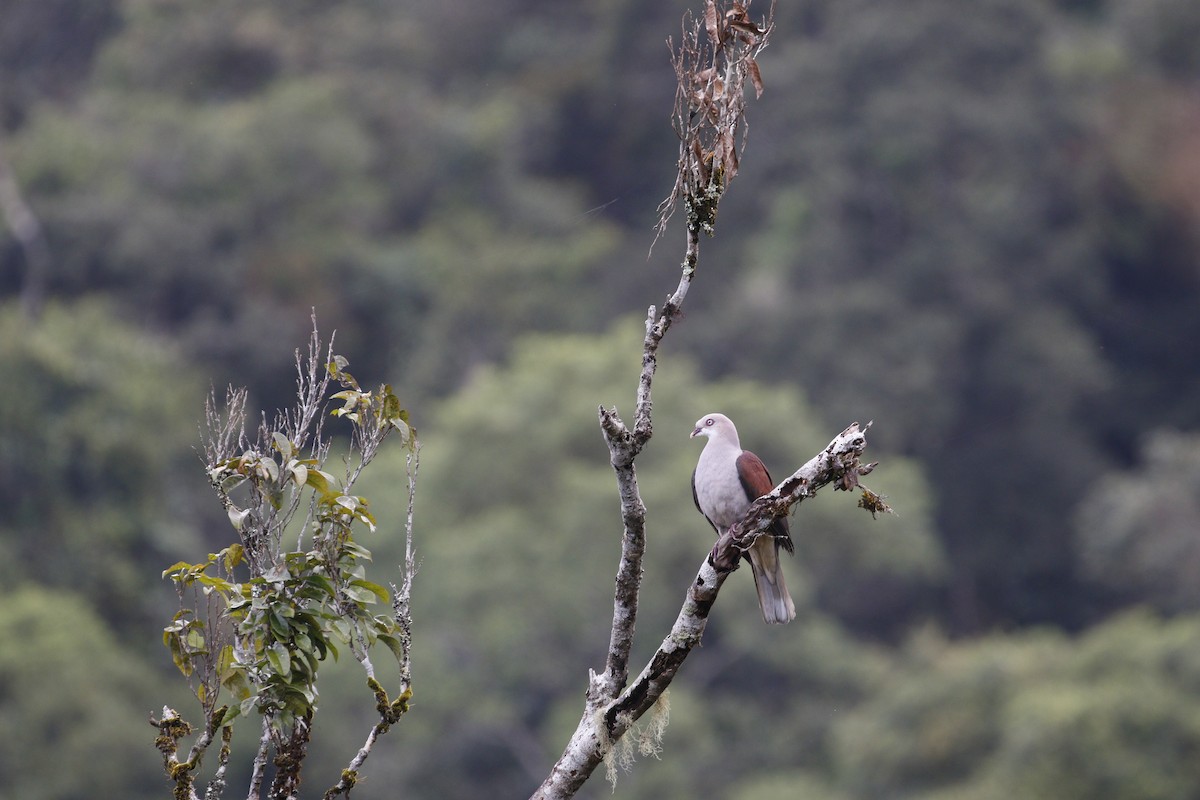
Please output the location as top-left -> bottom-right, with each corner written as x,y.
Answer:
691,412 -> 736,442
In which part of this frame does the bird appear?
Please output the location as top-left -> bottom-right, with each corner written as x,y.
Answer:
691,412 -> 796,624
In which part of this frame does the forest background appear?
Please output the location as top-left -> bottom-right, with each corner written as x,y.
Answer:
3,0 -> 1200,798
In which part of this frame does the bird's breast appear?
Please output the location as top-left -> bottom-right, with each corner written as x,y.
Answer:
694,446 -> 751,530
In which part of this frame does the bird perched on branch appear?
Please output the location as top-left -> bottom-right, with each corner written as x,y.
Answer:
691,412 -> 796,624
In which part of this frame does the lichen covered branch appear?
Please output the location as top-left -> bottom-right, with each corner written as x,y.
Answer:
536,4 -> 793,798
324,444 -> 420,800
614,422 -> 875,725
534,422 -> 875,799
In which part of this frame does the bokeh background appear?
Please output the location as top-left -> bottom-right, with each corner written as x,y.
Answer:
3,0 -> 1200,797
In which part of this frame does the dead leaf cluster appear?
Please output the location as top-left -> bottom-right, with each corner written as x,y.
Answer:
655,0 -> 776,242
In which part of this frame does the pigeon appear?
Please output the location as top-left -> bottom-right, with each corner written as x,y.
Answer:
691,412 -> 796,624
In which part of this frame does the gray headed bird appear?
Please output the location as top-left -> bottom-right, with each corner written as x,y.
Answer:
691,413 -> 796,624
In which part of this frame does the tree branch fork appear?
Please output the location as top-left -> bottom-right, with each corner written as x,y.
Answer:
624,420 -> 875,716
533,418 -> 877,799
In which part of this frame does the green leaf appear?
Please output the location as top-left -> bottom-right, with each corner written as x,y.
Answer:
289,462 -> 308,487
195,573 -> 235,594
342,584 -> 377,604
382,391 -> 402,422
269,609 -> 292,639
221,702 -> 243,726
342,540 -> 373,561
309,634 -> 328,661
217,644 -> 235,676
305,468 -> 337,495
165,631 -> 194,678
266,642 -> 291,677
271,431 -> 294,461
299,574 -> 337,600
349,579 -> 390,603
227,592 -> 252,612
185,628 -> 206,650
221,659 -> 252,702
259,457 -> 279,483
222,543 -> 244,571
301,647 -> 320,675
355,508 -> 377,533
219,472 -> 247,493
161,561 -> 194,579
282,684 -> 316,716
376,633 -> 407,665
330,618 -> 354,643
228,507 -> 250,532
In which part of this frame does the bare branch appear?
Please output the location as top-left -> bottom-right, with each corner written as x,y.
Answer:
322,679 -> 412,800
395,443 -> 421,690
249,718 -> 271,800
151,703 -> 237,800
151,707 -> 201,800
205,726 -> 234,800
593,0 -> 776,718
280,316 -> 334,455
202,387 -> 249,468
534,4 -> 788,797
596,201 -> 698,698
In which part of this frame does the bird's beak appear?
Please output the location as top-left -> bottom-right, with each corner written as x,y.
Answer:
690,426 -> 702,438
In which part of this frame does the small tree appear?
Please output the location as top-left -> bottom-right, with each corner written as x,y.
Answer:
153,323 -> 419,800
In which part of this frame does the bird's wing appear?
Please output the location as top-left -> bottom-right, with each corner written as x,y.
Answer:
736,450 -> 794,554
691,467 -> 719,534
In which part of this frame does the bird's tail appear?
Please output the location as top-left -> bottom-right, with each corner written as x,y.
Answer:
748,538 -> 796,625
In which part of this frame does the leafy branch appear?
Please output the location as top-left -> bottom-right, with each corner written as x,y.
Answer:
152,321 -> 418,800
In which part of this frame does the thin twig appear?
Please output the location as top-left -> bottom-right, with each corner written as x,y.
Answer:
205,724 -> 235,800
248,717 -> 271,800
324,444 -> 420,800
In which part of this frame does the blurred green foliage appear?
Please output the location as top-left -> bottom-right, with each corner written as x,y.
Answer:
0,299 -> 205,629
1,0 -> 1199,796
0,586 -> 170,800
835,613 -> 1200,800
1076,430 -> 1200,614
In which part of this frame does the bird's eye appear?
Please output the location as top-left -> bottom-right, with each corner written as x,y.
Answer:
705,418 -> 714,426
